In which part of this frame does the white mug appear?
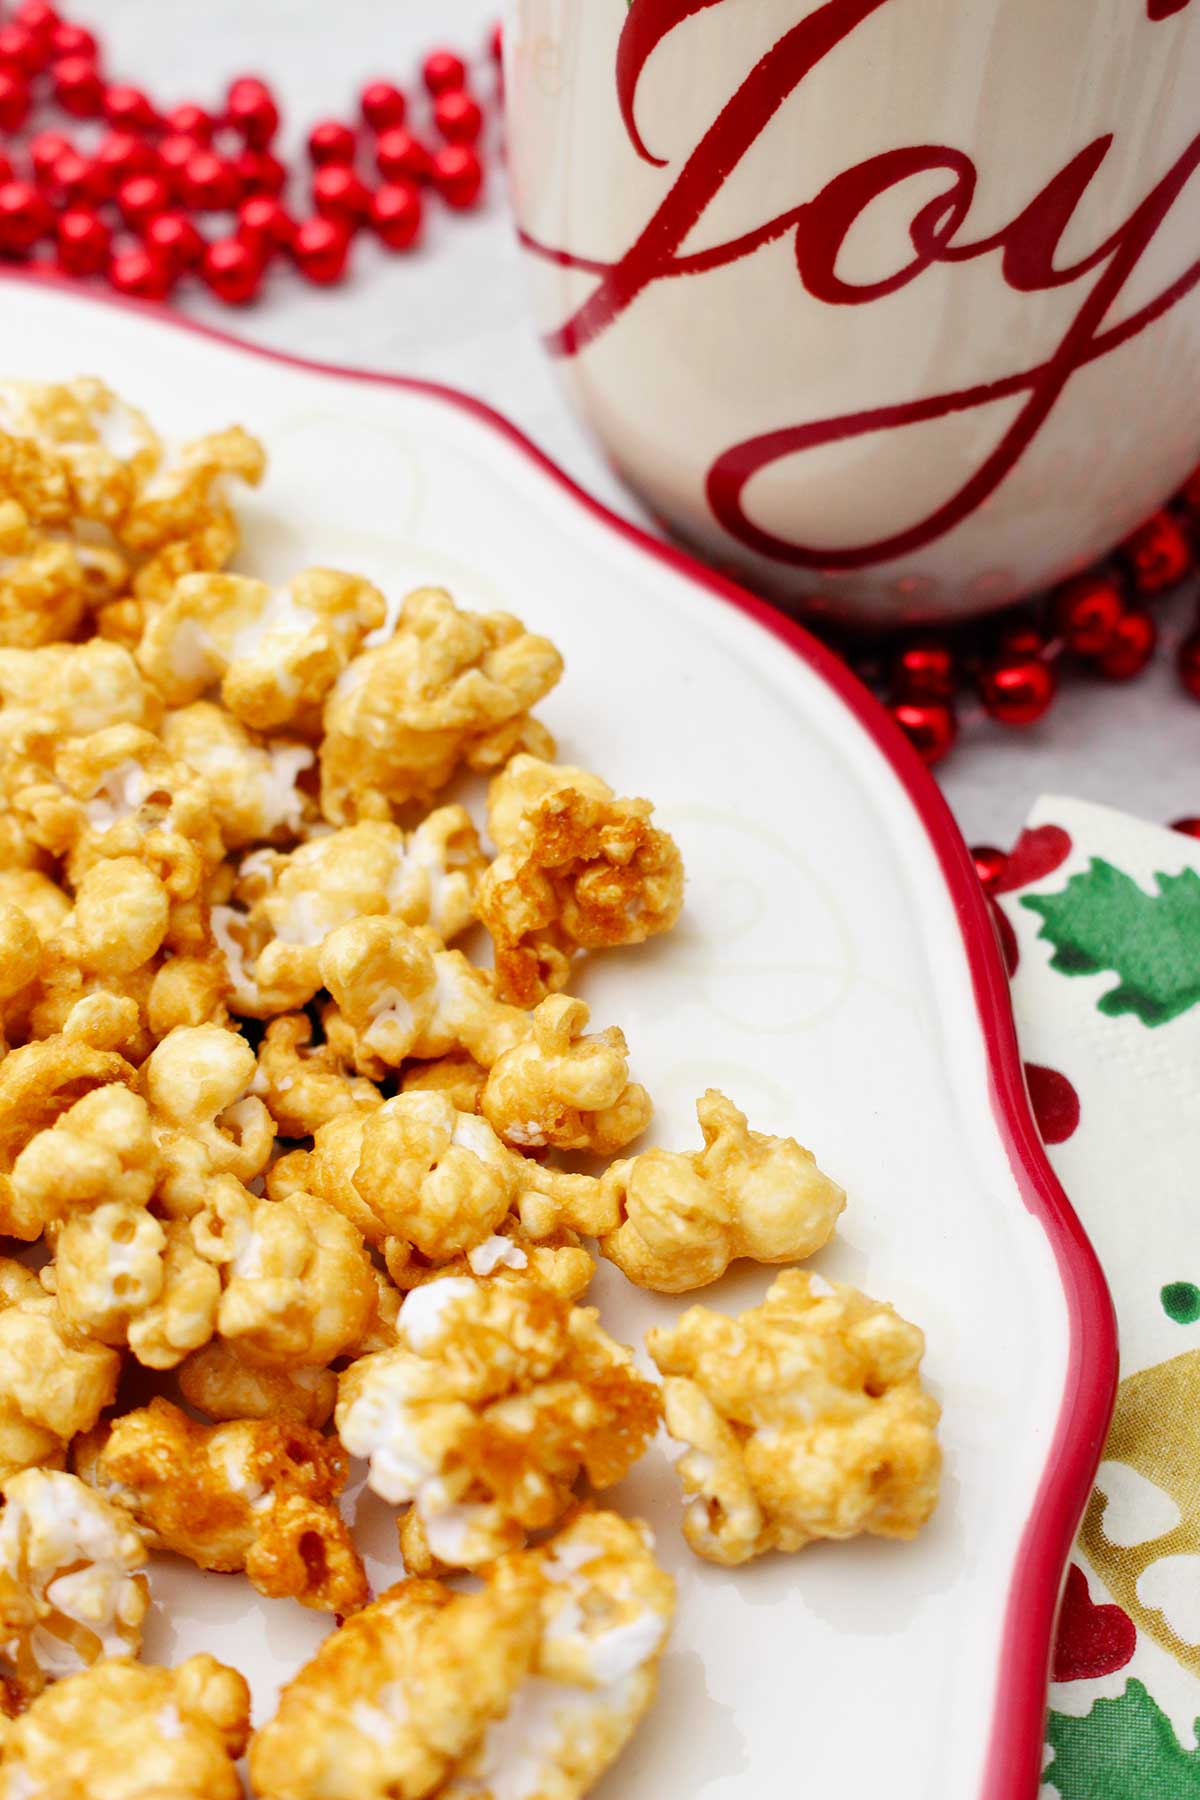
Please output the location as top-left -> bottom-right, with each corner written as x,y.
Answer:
505,0 -> 1200,626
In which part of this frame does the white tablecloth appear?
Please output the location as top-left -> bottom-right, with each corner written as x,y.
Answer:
91,0 -> 1200,845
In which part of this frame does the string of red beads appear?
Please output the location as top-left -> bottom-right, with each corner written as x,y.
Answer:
0,0 -> 497,307
866,479 -> 1200,768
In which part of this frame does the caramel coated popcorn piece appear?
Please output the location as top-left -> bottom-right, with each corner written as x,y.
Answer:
253,1012 -> 382,1139
648,1269 -> 941,1564
137,566 -> 385,728
479,755 -> 685,1004
0,1468 -> 147,1702
178,1339 -> 337,1429
0,640 -> 157,743
77,1396 -> 366,1615
47,1205 -> 221,1370
319,586 -> 562,823
336,1273 -> 660,1571
0,1259 -> 120,1480
0,502 -> 86,648
194,1181 -> 377,1368
250,1509 -> 674,1800
162,701 -> 315,849
480,993 -> 651,1154
0,1652 -> 250,1800
141,1023 -> 275,1218
599,1090 -> 846,1292
0,1032 -> 136,1240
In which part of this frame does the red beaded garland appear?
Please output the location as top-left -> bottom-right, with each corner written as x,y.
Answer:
0,154 -> 12,189
360,81 -> 406,132
291,214 -> 351,285
978,653 -> 1057,725
164,102 -> 213,143
52,147 -> 105,207
0,23 -> 44,75
117,171 -> 170,232
1171,816 -> 1200,840
94,130 -> 157,195
995,615 -> 1045,659
52,53 -> 104,118
233,149 -> 286,196
375,126 -> 433,184
1050,573 -> 1125,656
434,89 -> 483,145
108,243 -> 173,301
14,1 -> 58,46
423,49 -> 467,94
49,21 -> 95,60
55,204 -> 109,275
224,76 -> 279,149
0,69 -> 30,132
235,194 -> 294,258
891,637 -> 956,700
1094,607 -> 1157,680
1178,630 -> 1200,701
157,133 -> 201,191
103,83 -> 157,133
142,209 -> 205,276
1122,507 -> 1194,595
312,163 -> 370,224
307,119 -> 356,166
180,148 -> 241,212
370,180 -> 422,250
0,179 -> 50,254
971,845 -> 1008,889
202,235 -> 262,304
891,698 -> 957,765
432,143 -> 483,209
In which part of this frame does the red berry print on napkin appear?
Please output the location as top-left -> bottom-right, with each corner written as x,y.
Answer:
991,824 -> 1073,894
1024,1062 -> 1080,1144
1053,1565 -> 1136,1683
1148,0 -> 1190,18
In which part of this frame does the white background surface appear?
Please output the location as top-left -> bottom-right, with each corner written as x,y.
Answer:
73,0 -> 1200,846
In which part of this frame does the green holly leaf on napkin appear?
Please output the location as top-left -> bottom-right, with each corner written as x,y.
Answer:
1045,1681 -> 1200,1797
1021,859 -> 1200,1026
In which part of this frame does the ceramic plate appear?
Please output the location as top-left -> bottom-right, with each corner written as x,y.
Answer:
1,277 -> 1116,1800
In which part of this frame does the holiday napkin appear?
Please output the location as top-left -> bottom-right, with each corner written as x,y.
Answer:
990,797 -> 1200,1797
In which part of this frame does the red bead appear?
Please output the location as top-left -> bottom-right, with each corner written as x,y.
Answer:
1122,507 -> 1193,594
143,209 -> 205,275
312,163 -> 370,223
291,214 -> 350,285
1050,573 -> 1126,656
52,54 -> 104,117
0,22 -> 43,74
432,143 -> 484,209
49,21 -> 95,59
307,118 -> 356,166
117,172 -> 171,231
94,131 -> 157,195
201,235 -> 263,305
1179,464 -> 1200,520
891,636 -> 955,700
376,126 -> 433,184
1171,816 -> 1200,840
891,698 -> 957,765
108,244 -> 174,301
433,89 -> 483,144
164,102 -> 213,144
235,194 -> 293,257
1178,630 -> 1200,701
157,133 -> 200,190
0,154 -> 12,188
1094,607 -> 1157,680
55,205 -> 110,276
232,147 -> 286,196
995,614 -> 1045,659
225,76 -> 279,149
490,22 -> 503,60
52,148 -> 106,207
13,1 -> 57,44
0,179 -> 50,254
423,49 -> 467,94
971,845 -> 1008,890
103,84 -> 158,134
181,148 -> 241,212
370,180 -> 422,249
360,81 -> 405,131
0,68 -> 30,131
978,653 -> 1057,726
29,130 -> 71,184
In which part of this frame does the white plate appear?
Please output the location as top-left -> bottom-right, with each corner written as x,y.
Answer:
1,277 -> 1115,1800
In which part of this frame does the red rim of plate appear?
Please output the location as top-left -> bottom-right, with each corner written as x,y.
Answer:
2,266 -> 1118,1800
